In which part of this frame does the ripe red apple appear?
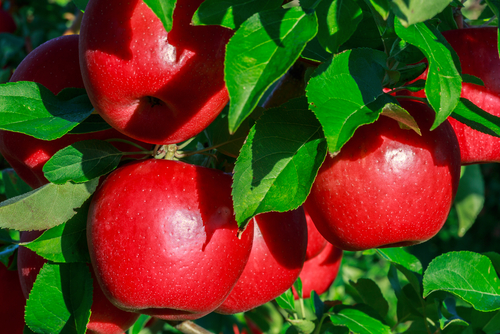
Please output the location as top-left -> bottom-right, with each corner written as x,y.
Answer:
79,0 -> 232,145
404,27 -> 500,164
17,230 -> 140,334
304,100 -> 461,251
304,208 -> 327,261
215,208 -> 308,315
0,260 -> 25,333
0,34 -> 150,189
87,159 -> 254,321
0,7 -> 16,34
293,242 -> 343,299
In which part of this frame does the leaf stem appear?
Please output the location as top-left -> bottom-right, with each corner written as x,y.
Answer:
167,320 -> 213,334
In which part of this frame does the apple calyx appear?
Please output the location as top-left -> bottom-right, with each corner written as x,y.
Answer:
154,144 -> 179,160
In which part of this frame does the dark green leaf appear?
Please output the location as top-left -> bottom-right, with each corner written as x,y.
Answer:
276,288 -> 296,313
301,36 -> 332,63
316,0 -> 363,53
329,307 -> 391,334
350,279 -> 389,318
43,140 -> 122,184
454,165 -> 484,237
437,297 -> 469,330
306,48 -> 395,154
377,248 -> 423,274
25,262 -> 93,334
0,244 -> 17,267
462,74 -> 484,86
67,114 -> 112,134
0,179 -> 98,231
2,168 -> 32,199
143,0 -> 176,32
423,251 -> 500,312
232,97 -> 327,227
366,0 -> 390,20
310,291 -> 324,319
192,0 -> 283,29
0,82 -> 94,140
294,277 -> 303,299
451,98 -> 500,138
24,200 -> 91,263
226,7 -> 318,133
391,0 -> 454,27
72,0 -> 88,12
394,20 -> 461,129
389,39 -> 425,64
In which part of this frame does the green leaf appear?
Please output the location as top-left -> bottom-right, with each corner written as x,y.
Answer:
0,179 -> 98,231
294,277 -> 303,299
306,48 -> 395,154
391,0 -> 454,27
68,114 -> 112,134
462,74 -> 484,86
366,0 -> 390,20
128,314 -> 152,334
379,103 -> 421,135
72,0 -> 88,12
394,20 -> 461,129
451,98 -> 500,138
485,1 -> 500,58
376,248 -> 423,274
24,200 -> 91,263
276,288 -> 296,313
288,319 -> 315,334
0,244 -> 18,267
232,97 -> 327,227
2,168 -> 32,199
329,307 -> 391,334
301,36 -> 332,63
0,82 -> 94,140
437,297 -> 469,330
310,291 -> 324,319
423,251 -> 500,312
226,7 -> 318,133
25,262 -> 93,334
192,0 -> 283,30
349,279 -> 389,318
454,165 -> 485,237
43,140 -> 122,184
143,0 -> 176,32
316,0 -> 363,53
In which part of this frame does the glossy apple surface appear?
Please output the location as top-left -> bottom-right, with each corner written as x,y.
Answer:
216,208 -> 308,314
304,100 -> 461,251
0,261 -> 25,333
406,27 -> 500,164
87,159 -> 254,320
79,0 -> 232,145
304,208 -> 327,260
0,34 -> 150,189
17,231 -> 140,334
293,243 -> 343,299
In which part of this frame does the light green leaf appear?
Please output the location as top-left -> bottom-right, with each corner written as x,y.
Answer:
454,165 -> 484,237
329,308 -> 391,334
143,0 -> 176,32
391,0 -> 453,27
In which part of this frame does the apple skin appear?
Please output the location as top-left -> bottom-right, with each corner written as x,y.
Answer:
79,0 -> 232,145
0,34 -> 150,189
405,27 -> 500,164
0,8 -> 16,34
17,231 -> 140,334
304,100 -> 461,251
293,242 -> 343,299
0,261 -> 25,333
87,159 -> 254,321
304,208 -> 327,261
215,208 -> 308,315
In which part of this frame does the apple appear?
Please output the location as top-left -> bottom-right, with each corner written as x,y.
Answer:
293,242 -> 343,299
0,6 -> 16,34
17,230 -> 140,334
79,0 -> 232,145
87,159 -> 254,321
0,34 -> 151,189
304,100 -> 461,251
404,27 -> 500,164
304,208 -> 327,260
215,208 -> 308,315
0,260 -> 25,333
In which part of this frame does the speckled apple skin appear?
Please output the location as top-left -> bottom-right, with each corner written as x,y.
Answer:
87,159 -> 254,320
17,230 -> 140,334
0,35 -> 150,189
304,208 -> 327,261
293,243 -> 343,299
304,100 -> 461,251
79,0 -> 232,145
405,27 -> 500,164
215,208 -> 308,314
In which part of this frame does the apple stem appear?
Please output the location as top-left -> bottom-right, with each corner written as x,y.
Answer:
168,320 -> 213,334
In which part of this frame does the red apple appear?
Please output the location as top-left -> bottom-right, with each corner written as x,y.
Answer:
293,242 -> 343,299
0,34 -> 150,189
404,27 -> 500,164
17,230 -> 140,334
0,260 -> 25,333
304,208 -> 327,261
0,7 -> 16,34
79,0 -> 232,145
215,208 -> 308,315
87,159 -> 254,320
304,100 -> 461,251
